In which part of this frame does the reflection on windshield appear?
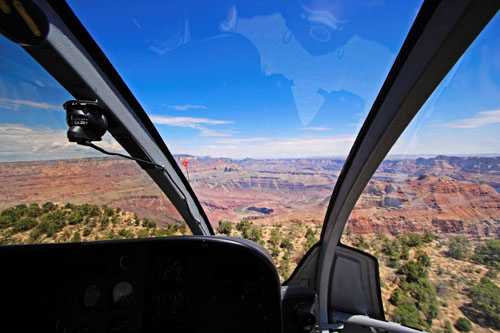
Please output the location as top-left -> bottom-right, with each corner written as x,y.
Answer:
68,0 -> 422,158
342,12 -> 500,332
65,0 -> 423,279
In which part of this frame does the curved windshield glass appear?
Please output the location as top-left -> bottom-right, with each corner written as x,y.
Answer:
68,1 -> 422,278
343,12 -> 500,332
0,35 -> 188,245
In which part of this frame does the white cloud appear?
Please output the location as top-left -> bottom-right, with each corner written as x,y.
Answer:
176,135 -> 355,158
164,104 -> 207,111
0,98 -> 62,111
199,128 -> 234,137
436,109 -> 500,128
0,123 -> 124,162
0,123 -> 354,161
150,115 -> 232,127
150,114 -> 234,137
215,137 -> 269,144
300,126 -> 330,131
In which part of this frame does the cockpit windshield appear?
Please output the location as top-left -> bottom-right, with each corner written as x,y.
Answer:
66,1 -> 423,227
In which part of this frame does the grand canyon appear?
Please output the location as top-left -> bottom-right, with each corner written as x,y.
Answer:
2,155 -> 499,238
1,155 -> 500,332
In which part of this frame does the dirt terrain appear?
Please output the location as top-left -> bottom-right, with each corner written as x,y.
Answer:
4,155 -> 499,239
0,158 -> 183,224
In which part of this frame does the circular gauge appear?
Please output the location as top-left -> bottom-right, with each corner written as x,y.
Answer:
153,258 -> 182,281
82,285 -> 101,308
118,255 -> 130,271
112,281 -> 133,306
168,292 -> 184,307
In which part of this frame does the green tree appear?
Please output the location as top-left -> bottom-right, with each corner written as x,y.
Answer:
381,238 -> 401,258
102,205 -> 115,217
446,236 -> 471,260
217,220 -> 232,235
401,233 -> 423,248
269,227 -> 281,247
83,228 -> 92,237
473,239 -> 500,270
118,228 -> 135,238
27,203 -> 42,218
179,223 -> 187,235
467,277 -> 500,328
79,203 -> 89,216
12,217 -> 37,233
389,287 -> 410,306
70,231 -> 81,243
400,244 -> 410,260
280,237 -> 293,251
443,320 -> 454,333
244,225 -> 262,242
156,228 -> 175,237
454,318 -> 472,332
88,205 -> 100,217
304,227 -> 317,252
416,250 -> 431,267
68,211 -> 83,225
0,213 -> 15,229
100,216 -> 109,226
485,269 -> 497,279
352,234 -> 369,250
236,220 -> 262,242
64,202 -> 75,210
136,229 -> 150,238
397,260 -> 428,283
42,202 -> 57,213
391,302 -> 425,330
236,220 -> 252,233
423,232 -> 435,243
142,218 -> 156,229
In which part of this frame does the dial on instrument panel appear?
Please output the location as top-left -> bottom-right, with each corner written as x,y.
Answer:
82,285 -> 101,308
153,291 -> 185,315
112,281 -> 133,306
152,257 -> 182,281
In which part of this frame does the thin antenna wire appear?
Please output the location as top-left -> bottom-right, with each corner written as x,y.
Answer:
78,141 -> 165,171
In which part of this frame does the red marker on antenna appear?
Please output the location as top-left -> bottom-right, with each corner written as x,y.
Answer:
182,159 -> 189,181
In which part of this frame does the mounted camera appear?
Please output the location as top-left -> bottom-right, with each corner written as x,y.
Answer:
64,100 -> 108,143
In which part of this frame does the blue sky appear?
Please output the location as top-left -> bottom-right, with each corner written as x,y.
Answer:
0,1 -> 499,161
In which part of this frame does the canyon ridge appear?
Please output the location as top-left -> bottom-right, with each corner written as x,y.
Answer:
1,155 -> 499,238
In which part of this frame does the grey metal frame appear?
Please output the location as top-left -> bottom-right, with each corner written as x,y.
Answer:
316,0 -> 500,331
24,0 -> 212,235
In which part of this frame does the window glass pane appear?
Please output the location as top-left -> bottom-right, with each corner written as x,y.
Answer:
342,12 -> 500,331
0,36 -> 188,245
68,0 -> 422,280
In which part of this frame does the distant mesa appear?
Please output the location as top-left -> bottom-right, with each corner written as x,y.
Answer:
247,206 -> 274,214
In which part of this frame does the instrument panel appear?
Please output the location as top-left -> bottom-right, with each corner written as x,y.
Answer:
1,236 -> 282,333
